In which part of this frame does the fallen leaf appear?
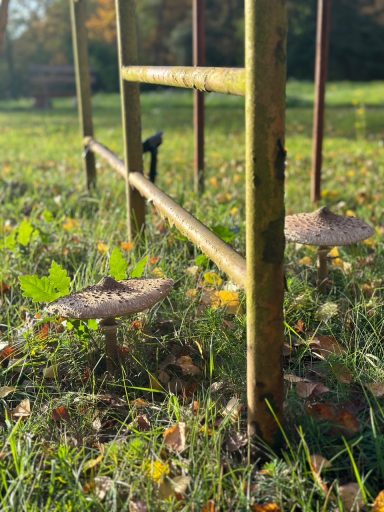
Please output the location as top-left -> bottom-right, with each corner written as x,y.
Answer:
294,319 -> 305,333
185,265 -> 199,277
94,476 -> 113,501
365,382 -> 384,397
186,288 -> 198,299
163,422 -> 186,453
43,364 -> 59,380
252,503 -> 281,512
298,256 -> 312,266
192,400 -> 199,415
216,290 -> 241,314
0,282 -> 11,294
129,500 -> 148,512
148,374 -> 163,391
157,370 -> 171,384
171,475 -> 191,497
11,398 -> 31,419
0,386 -> 16,398
310,335 -> 345,358
52,405 -> 69,422
202,500 -> 215,512
223,397 -> 242,422
305,402 -> 359,435
149,256 -> 160,265
332,363 -> 353,384
36,324 -> 50,341
120,241 -> 135,252
284,373 -> 307,383
137,414 -> 151,432
83,454 -> 103,472
176,355 -> 201,376
0,346 -> 15,365
373,490 -> 384,512
131,398 -> 149,409
339,483 -> 364,511
296,381 -> 330,398
97,242 -> 108,254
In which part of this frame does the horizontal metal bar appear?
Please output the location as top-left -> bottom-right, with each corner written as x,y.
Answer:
85,137 -> 247,287
121,66 -> 245,96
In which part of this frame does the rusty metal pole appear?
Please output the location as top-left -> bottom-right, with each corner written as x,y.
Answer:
115,0 -> 145,239
311,0 -> 332,203
70,0 -> 96,190
193,0 -> 205,194
245,0 -> 287,447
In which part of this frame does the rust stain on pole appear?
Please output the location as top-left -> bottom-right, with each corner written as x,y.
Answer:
70,0 -> 96,190
245,0 -> 287,447
193,0 -> 205,194
311,0 -> 332,203
121,66 -> 245,96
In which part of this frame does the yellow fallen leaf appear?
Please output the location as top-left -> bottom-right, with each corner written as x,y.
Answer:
63,218 -> 80,231
298,256 -> 312,266
11,398 -> 31,419
120,241 -> 134,251
217,290 -> 240,314
97,242 -> 108,254
83,453 -> 103,472
373,490 -> 384,512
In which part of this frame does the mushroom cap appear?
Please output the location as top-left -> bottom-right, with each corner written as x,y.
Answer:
285,207 -> 374,246
46,276 -> 174,320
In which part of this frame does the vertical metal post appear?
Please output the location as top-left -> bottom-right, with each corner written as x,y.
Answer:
115,0 -> 145,239
245,0 -> 287,447
311,0 -> 332,203
70,0 -> 96,190
193,0 -> 205,194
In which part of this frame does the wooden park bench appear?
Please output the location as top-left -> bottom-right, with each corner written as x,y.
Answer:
29,64 -> 96,108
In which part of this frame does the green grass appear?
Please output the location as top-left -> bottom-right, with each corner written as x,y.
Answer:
0,81 -> 383,511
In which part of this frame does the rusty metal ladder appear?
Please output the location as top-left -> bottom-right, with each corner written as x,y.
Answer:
70,0 -> 287,447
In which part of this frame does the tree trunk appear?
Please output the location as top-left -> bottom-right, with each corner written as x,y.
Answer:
0,0 -> 10,55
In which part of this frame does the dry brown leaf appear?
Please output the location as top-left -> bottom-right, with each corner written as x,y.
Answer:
0,346 -> 15,365
11,398 -> 31,419
295,319 -> 305,333
332,364 -> 353,384
52,405 -> 69,422
306,402 -> 359,435
171,475 -> 191,497
296,381 -> 330,398
131,398 -> 149,409
157,370 -> 171,385
137,414 -> 151,432
176,355 -> 201,376
310,335 -> 345,358
373,490 -> 384,512
339,483 -> 364,511
192,400 -> 199,415
0,282 -> 11,294
223,397 -> 243,422
43,364 -> 59,380
202,500 -> 215,512
365,382 -> 384,397
163,422 -> 186,453
0,386 -> 16,398
284,373 -> 307,383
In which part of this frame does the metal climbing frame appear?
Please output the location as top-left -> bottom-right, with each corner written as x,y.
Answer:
70,0 -> 287,447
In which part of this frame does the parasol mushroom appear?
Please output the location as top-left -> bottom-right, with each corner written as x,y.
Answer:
46,276 -> 174,374
285,207 -> 374,291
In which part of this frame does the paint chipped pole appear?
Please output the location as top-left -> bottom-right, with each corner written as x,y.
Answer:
245,0 -> 287,447
70,0 -> 96,190
193,0 -> 205,194
115,0 -> 146,239
311,0 -> 332,203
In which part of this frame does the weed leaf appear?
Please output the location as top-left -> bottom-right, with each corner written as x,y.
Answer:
110,247 -> 128,280
131,255 -> 149,278
48,261 -> 70,295
19,275 -> 59,303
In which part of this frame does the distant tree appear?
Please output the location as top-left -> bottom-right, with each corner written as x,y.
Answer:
0,0 -> 10,55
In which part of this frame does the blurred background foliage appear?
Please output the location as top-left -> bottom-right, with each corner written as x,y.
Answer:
1,0 -> 384,99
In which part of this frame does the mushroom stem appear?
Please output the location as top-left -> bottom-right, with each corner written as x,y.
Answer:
317,246 -> 330,292
100,318 -> 119,375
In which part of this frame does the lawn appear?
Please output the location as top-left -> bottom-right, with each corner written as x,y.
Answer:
0,81 -> 383,511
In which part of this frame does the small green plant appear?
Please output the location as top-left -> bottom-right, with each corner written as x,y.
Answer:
19,261 -> 70,303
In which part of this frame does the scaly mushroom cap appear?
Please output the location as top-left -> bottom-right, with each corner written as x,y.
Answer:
46,276 -> 174,319
285,207 -> 374,246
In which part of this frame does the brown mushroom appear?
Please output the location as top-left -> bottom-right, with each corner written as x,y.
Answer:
46,276 -> 174,374
285,207 -> 374,291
